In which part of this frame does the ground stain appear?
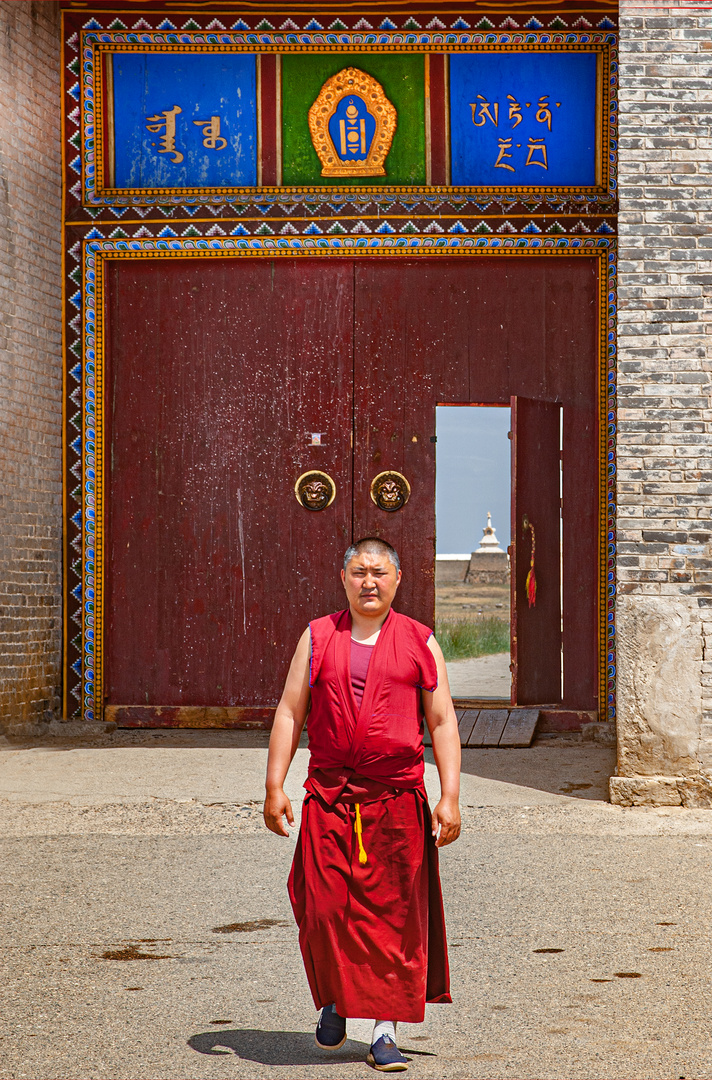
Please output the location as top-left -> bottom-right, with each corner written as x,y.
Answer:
533,948 -> 564,954
648,947 -> 674,952
614,972 -> 642,978
100,945 -> 175,961
590,979 -> 612,983
210,1020 -> 232,1025
212,919 -> 287,934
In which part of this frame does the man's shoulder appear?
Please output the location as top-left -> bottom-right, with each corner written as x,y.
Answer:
309,610 -> 348,635
310,609 -> 348,625
391,609 -> 434,642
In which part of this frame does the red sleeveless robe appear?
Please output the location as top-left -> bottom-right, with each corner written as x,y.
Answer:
287,608 -> 452,1022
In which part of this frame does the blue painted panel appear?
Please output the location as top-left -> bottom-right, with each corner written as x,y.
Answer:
450,52 -> 598,187
112,53 -> 257,188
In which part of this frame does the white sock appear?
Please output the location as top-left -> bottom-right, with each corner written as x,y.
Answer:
372,1019 -> 397,1044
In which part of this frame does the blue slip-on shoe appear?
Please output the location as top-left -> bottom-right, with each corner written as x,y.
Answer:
367,1034 -> 409,1072
315,1003 -> 347,1049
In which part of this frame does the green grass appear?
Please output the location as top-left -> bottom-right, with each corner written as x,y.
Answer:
435,617 -> 510,662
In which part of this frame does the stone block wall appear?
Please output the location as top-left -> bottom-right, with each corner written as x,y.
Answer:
614,1 -> 712,805
466,552 -> 509,586
0,2 -> 63,734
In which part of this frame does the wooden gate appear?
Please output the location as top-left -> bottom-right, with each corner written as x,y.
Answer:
103,255 -> 599,725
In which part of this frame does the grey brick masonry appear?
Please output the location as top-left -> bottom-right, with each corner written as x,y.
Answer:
0,1 -> 62,734
613,2 -> 712,805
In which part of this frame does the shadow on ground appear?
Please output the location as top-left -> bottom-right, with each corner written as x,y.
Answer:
188,1029 -> 435,1066
187,1030 -> 371,1065
456,744 -> 616,802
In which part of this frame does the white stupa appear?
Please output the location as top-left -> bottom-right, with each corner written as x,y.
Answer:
475,512 -> 504,554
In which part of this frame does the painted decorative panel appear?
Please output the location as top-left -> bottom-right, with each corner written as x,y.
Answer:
282,53 -> 425,185
450,51 -> 599,188
82,27 -> 615,203
109,52 -> 257,189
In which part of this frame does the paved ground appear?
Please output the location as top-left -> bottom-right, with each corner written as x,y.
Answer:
446,653 -> 511,699
2,730 -> 712,1079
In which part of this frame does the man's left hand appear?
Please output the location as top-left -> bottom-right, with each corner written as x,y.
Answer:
432,796 -> 461,847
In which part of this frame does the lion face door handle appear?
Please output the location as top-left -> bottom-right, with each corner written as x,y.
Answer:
295,470 -> 336,511
370,471 -> 411,512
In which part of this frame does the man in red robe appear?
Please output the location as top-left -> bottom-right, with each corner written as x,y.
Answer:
264,537 -> 461,1072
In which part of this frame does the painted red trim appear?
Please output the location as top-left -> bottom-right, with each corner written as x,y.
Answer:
539,710 -> 598,732
106,705 -> 274,729
428,53 -> 448,187
260,53 -> 278,187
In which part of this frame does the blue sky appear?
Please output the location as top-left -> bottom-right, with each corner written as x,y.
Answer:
435,405 -> 511,553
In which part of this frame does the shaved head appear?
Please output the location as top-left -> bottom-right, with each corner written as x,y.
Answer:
343,537 -> 401,573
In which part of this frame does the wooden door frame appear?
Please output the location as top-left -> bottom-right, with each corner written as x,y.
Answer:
67,235 -> 616,726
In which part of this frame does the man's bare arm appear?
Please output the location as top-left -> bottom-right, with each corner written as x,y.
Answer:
423,636 -> 462,848
263,627 -> 311,837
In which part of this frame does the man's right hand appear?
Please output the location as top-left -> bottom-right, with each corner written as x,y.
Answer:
263,788 -> 295,837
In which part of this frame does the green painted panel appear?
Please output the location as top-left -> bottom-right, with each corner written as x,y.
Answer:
281,53 -> 426,186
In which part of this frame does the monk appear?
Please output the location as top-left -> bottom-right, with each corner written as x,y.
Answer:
263,537 -> 461,1072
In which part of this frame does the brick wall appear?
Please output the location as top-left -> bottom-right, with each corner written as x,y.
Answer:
613,2 -> 712,805
0,1 -> 62,735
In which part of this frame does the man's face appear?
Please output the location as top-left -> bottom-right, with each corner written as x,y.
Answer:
341,550 -> 402,619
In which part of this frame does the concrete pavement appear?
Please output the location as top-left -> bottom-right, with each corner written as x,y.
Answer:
446,654 -> 511,699
1,730 -> 712,1079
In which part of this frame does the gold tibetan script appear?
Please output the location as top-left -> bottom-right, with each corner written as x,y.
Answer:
308,68 -> 397,178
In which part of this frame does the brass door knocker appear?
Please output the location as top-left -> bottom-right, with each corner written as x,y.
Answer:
370,471 -> 411,512
294,470 -> 336,511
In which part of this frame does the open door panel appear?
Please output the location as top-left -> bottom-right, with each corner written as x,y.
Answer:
511,396 -> 562,706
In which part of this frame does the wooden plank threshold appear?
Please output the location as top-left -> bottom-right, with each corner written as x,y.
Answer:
425,707 -> 541,749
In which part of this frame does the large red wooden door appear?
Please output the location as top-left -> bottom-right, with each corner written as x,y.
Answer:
105,258 -> 353,713
510,397 -> 563,706
105,255 -> 599,722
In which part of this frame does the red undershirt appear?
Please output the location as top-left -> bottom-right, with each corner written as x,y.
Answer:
350,638 -> 374,711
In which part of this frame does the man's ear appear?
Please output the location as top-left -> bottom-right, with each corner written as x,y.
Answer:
340,569 -> 346,586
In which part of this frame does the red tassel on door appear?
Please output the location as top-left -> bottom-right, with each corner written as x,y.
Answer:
523,516 -> 536,608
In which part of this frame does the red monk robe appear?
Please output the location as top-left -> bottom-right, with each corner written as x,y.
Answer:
287,607 -> 451,1023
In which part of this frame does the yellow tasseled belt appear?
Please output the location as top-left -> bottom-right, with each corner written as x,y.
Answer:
353,803 -> 368,865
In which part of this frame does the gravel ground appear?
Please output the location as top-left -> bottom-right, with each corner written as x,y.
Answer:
1,734 -> 711,1079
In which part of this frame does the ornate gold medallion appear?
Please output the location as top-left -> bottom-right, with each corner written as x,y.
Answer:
295,470 -> 337,511
370,471 -> 411,512
308,68 -> 397,178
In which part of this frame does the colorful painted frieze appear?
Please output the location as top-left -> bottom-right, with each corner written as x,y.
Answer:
84,32 -> 614,202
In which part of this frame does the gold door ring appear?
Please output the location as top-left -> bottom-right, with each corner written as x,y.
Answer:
295,470 -> 336,511
370,471 -> 411,512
